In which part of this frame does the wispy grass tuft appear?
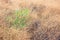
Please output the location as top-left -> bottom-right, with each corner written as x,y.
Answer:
6,8 -> 30,29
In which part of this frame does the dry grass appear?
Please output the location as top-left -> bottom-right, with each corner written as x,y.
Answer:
0,0 -> 60,40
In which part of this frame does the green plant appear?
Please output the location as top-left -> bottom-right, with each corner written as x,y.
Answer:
6,8 -> 30,29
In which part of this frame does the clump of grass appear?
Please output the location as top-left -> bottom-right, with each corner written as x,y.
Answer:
6,8 -> 30,29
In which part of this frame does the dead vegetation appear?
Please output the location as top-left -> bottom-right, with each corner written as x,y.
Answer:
0,0 -> 60,40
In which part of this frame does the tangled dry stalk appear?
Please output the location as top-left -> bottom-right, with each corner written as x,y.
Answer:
0,0 -> 60,40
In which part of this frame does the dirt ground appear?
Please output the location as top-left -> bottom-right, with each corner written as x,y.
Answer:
0,0 -> 60,40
